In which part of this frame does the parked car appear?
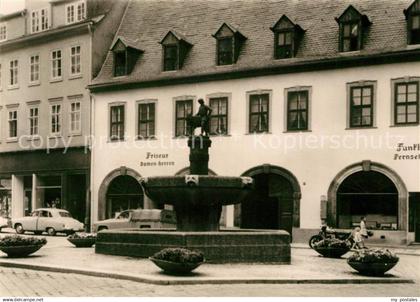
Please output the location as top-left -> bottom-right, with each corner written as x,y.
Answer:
92,209 -> 176,232
0,216 -> 11,232
12,208 -> 84,236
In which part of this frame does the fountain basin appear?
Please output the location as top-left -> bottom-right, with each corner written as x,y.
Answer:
140,175 -> 253,231
95,228 -> 291,263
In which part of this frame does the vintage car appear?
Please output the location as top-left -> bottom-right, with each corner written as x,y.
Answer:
92,209 -> 176,232
12,208 -> 84,236
0,216 -> 11,232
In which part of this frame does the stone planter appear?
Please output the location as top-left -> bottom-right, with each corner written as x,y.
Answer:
67,238 -> 96,248
347,260 -> 399,276
149,257 -> 203,275
0,245 -> 44,258
313,246 -> 350,258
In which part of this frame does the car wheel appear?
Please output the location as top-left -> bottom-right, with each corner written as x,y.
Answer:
46,227 -> 56,236
97,226 -> 108,232
34,231 -> 43,235
15,224 -> 25,234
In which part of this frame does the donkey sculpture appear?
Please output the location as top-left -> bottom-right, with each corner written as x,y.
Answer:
186,115 -> 210,136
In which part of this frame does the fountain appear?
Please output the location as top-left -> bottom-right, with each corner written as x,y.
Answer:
95,116 -> 291,263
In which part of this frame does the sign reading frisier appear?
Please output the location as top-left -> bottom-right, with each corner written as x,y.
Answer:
140,153 -> 175,166
394,143 -> 420,160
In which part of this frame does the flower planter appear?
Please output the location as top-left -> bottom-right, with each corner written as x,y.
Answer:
0,245 -> 44,258
347,260 -> 399,276
67,237 -> 96,248
149,257 -> 204,275
313,246 -> 350,258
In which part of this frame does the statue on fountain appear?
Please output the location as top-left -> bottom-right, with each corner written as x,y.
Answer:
186,98 -> 212,136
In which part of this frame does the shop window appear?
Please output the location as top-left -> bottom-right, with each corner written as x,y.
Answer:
337,171 -> 398,230
109,104 -> 125,141
213,23 -> 247,66
336,5 -> 371,52
137,102 -> 155,139
209,97 -> 228,135
405,0 -> 420,45
350,86 -> 374,127
111,38 -> 143,77
270,15 -> 304,59
287,90 -> 309,131
249,93 -> 269,133
36,175 -> 62,208
394,82 -> 419,125
160,30 -> 192,71
175,99 -> 193,137
0,178 -> 12,218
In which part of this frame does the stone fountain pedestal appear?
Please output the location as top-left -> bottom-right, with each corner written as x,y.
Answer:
95,135 -> 291,263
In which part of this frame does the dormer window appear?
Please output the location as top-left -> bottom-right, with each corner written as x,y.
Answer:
213,23 -> 247,66
270,15 -> 304,59
336,5 -> 371,52
404,0 -> 420,45
160,30 -> 192,71
111,37 -> 143,77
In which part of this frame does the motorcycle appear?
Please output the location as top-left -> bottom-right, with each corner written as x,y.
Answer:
308,225 -> 354,249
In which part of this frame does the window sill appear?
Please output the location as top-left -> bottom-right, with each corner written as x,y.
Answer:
345,126 -> 377,130
49,134 -> 62,139
406,44 -> 420,50
6,138 -> 18,143
245,132 -> 272,135
28,81 -> 40,87
112,75 -> 128,79
390,123 -> 419,127
7,85 -> 19,90
283,129 -> 312,133
50,78 -> 63,83
108,139 -> 126,143
338,50 -> 361,56
27,136 -> 41,141
161,70 -> 178,73
136,136 -> 157,141
69,74 -> 83,80
209,134 -> 231,137
68,133 -> 82,137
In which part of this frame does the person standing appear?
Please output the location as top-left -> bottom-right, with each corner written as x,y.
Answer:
195,99 -> 212,136
360,216 -> 368,239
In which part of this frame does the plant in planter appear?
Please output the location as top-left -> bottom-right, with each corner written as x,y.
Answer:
67,232 -> 97,248
149,247 -> 205,275
347,248 -> 399,276
0,235 -> 47,257
312,238 -> 351,258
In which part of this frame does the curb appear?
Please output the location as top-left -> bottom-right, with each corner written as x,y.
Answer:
291,245 -> 420,257
0,261 -> 414,285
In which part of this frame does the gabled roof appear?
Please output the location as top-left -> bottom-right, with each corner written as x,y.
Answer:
159,30 -> 192,45
335,5 -> 371,25
404,0 -> 420,17
270,15 -> 304,32
91,0 -> 416,90
213,22 -> 245,38
110,36 -> 143,52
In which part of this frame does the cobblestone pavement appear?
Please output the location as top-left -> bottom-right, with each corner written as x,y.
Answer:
0,266 -> 419,297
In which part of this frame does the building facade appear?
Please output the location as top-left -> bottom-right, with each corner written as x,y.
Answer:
0,0 -> 128,225
89,0 -> 420,244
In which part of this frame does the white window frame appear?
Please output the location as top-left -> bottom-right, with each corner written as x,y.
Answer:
65,1 -> 86,24
51,50 -> 62,81
29,55 -> 40,85
284,86 -> 312,132
69,98 -> 82,135
50,103 -> 62,135
136,99 -> 157,139
346,81 -> 377,129
9,59 -> 18,88
31,7 -> 49,34
8,109 -> 18,139
0,23 -> 6,41
70,45 -> 81,76
28,105 -> 40,137
246,90 -> 272,134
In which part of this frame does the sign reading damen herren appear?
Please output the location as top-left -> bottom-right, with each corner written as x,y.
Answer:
140,152 -> 175,166
394,143 -> 420,160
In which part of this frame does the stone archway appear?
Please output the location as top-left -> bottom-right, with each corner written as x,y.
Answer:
175,167 -> 217,176
97,166 -> 143,220
327,160 -> 408,230
235,164 -> 301,233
